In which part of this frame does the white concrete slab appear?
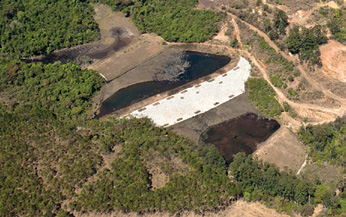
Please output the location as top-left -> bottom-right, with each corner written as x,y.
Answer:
126,56 -> 251,127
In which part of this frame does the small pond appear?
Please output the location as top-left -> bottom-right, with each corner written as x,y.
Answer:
98,51 -> 230,117
201,113 -> 280,165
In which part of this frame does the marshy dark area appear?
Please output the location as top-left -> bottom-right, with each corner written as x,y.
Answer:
97,51 -> 230,117
22,27 -> 133,65
201,113 -> 280,165
87,28 -> 133,59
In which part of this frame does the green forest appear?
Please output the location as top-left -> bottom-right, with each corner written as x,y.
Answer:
0,0 -> 345,216
0,0 -> 99,57
318,7 -> 345,43
0,0 -> 221,57
287,25 -> 328,66
298,117 -> 345,166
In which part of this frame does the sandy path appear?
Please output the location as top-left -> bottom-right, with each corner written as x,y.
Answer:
289,2 -> 340,25
224,11 -> 345,106
213,22 -> 229,42
135,40 -> 342,127
232,18 -> 243,48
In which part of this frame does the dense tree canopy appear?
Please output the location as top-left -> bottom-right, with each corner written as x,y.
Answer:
0,58 -> 105,215
0,58 -> 104,119
246,78 -> 283,117
0,0 -> 99,57
230,153 -> 315,205
0,1 -> 344,216
286,25 -> 327,66
298,117 -> 345,166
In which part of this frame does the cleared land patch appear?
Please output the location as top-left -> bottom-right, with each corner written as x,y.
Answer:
320,40 -> 346,83
255,126 -> 306,172
86,5 -> 165,81
88,34 -> 164,81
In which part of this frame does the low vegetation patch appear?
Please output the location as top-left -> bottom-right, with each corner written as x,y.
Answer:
237,21 -> 320,102
257,36 -> 298,89
246,78 -> 283,117
318,6 -> 345,43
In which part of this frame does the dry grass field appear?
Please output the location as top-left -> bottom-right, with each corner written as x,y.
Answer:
255,126 -> 306,172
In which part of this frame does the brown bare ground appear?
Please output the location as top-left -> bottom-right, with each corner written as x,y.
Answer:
213,22 -> 229,43
88,34 -> 165,81
293,106 -> 339,123
325,1 -> 340,9
288,1 -> 340,28
255,126 -> 306,172
93,4 -> 140,38
320,40 -> 346,83
143,151 -> 190,189
145,152 -> 169,189
86,4 -> 165,81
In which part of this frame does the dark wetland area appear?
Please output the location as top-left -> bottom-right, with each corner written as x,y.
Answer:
98,51 -> 230,117
201,113 -> 280,164
23,27 -> 133,65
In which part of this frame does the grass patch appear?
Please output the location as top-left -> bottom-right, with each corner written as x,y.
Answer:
246,78 -> 283,117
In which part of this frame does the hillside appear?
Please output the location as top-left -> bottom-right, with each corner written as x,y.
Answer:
0,0 -> 345,216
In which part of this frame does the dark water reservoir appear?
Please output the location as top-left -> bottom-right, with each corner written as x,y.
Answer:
201,113 -> 280,165
98,51 -> 230,117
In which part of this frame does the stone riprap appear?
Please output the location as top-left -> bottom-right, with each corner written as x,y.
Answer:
126,56 -> 251,127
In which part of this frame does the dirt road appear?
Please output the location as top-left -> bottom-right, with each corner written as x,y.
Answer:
232,18 -> 243,48
169,9 -> 344,126
225,11 -> 345,105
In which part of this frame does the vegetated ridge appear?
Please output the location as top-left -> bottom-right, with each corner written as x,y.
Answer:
0,0 -> 345,216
